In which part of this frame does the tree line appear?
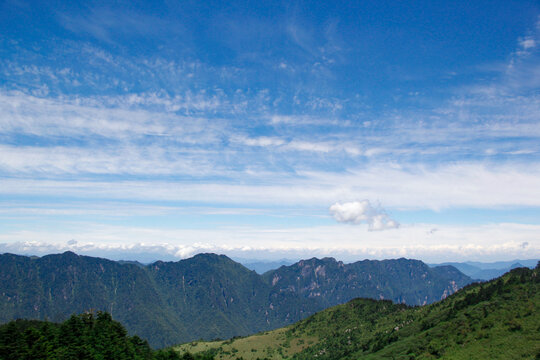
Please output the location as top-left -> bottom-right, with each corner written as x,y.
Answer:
0,311 -> 213,360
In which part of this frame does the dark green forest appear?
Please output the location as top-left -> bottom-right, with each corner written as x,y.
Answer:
0,311 -> 212,360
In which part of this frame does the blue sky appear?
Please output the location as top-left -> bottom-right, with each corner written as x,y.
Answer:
0,0 -> 539,263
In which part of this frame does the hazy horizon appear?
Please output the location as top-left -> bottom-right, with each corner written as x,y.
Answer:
2,248 -> 538,267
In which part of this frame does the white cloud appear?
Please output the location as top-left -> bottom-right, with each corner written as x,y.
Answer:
0,91 -> 215,140
233,136 -> 286,147
2,87 -> 539,174
1,162 -> 540,209
0,144 -> 217,176
329,200 -> 399,231
519,37 -> 536,50
232,135 -> 362,155
286,140 -> 333,153
0,201 -> 297,218
269,115 -> 346,126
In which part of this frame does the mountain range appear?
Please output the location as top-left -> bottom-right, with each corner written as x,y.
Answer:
177,262 -> 540,359
240,258 -> 540,281
429,259 -> 539,280
0,252 -> 472,348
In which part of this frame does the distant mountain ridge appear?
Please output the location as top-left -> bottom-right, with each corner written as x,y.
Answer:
239,259 -> 295,274
429,259 -> 539,280
0,251 -> 472,348
262,257 -> 471,306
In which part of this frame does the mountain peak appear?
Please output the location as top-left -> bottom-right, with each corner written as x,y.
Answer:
192,252 -> 225,259
190,252 -> 237,264
297,257 -> 337,267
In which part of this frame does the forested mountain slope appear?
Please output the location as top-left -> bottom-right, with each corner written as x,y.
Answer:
0,252 -> 472,348
145,254 -> 316,341
0,252 -> 183,348
176,263 -> 540,359
263,257 -> 471,306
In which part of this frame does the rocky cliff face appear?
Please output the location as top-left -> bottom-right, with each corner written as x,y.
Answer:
263,257 -> 472,306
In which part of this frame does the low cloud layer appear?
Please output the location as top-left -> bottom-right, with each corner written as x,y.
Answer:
329,200 -> 400,231
0,220 -> 538,263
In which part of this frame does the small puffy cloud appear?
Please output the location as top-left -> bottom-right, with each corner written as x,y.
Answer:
329,200 -> 399,231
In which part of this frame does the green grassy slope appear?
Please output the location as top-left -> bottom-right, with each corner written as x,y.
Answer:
176,263 -> 540,360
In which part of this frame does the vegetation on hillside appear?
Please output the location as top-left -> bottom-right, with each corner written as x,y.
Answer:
0,311 -> 213,360
1,259 -> 537,359
0,252 -> 471,347
176,263 -> 540,359
263,257 -> 472,307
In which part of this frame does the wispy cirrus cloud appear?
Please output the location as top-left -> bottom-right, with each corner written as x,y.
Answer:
6,86 -> 537,170
59,6 -> 187,43
0,144 -> 221,176
0,90 -> 225,141
1,162 -> 540,210
232,136 -> 286,147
